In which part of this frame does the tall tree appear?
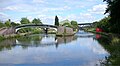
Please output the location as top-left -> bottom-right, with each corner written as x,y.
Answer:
20,18 -> 30,24
32,18 -> 42,24
103,0 -> 120,33
55,16 -> 59,26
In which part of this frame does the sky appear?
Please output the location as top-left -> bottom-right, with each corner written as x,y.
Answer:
0,0 -> 107,25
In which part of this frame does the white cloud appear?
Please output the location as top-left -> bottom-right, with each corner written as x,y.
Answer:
0,12 -> 9,21
43,6 -> 71,12
37,15 -> 54,24
4,6 -> 18,11
64,13 -> 96,23
88,4 -> 107,14
80,13 -> 93,18
4,4 -> 36,12
33,0 -> 45,3
79,13 -> 96,23
0,0 -> 107,24
0,12 -> 7,16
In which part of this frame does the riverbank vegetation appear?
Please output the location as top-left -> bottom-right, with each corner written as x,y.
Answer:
86,0 -> 120,34
0,34 -> 21,41
59,19 -> 79,31
0,18 -> 43,41
95,34 -> 120,65
83,0 -> 120,65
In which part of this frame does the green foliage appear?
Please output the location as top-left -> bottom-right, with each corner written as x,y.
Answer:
60,20 -> 78,31
0,22 -> 5,28
17,28 -> 32,33
0,19 -> 20,28
17,27 -> 43,34
104,0 -> 120,33
63,22 -> 72,28
55,16 -> 59,26
97,35 -> 120,65
5,20 -> 11,27
71,21 -> 78,25
71,21 -> 78,30
17,28 -> 25,33
0,36 -> 5,41
32,28 -> 43,34
95,17 -> 110,32
11,22 -> 20,27
20,18 -> 30,24
32,18 -> 42,24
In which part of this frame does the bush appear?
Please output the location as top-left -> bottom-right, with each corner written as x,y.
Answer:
95,17 -> 110,32
0,36 -> 5,41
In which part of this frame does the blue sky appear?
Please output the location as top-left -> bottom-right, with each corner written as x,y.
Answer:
0,0 -> 107,24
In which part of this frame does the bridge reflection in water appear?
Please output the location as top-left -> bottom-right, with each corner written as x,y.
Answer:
0,32 -> 97,51
0,33 -> 98,51
0,34 -> 78,50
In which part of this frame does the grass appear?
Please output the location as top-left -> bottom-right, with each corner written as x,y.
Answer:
0,34 -> 25,42
85,27 -> 120,65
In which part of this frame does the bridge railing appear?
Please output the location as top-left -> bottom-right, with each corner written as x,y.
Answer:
15,24 -> 58,29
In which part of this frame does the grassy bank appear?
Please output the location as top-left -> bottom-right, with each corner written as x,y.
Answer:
97,34 -> 120,65
84,27 -> 120,65
84,27 -> 120,37
0,33 -> 27,41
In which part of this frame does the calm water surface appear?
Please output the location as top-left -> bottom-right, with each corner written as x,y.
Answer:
0,31 -> 110,66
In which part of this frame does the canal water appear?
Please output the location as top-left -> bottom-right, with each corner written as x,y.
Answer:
0,31 -> 110,66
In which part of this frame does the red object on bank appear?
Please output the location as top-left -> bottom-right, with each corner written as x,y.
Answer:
96,28 -> 102,32
96,34 -> 101,39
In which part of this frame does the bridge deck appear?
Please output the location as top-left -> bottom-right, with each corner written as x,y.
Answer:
15,24 -> 57,29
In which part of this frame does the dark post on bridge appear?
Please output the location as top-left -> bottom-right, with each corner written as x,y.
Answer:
45,28 -> 48,34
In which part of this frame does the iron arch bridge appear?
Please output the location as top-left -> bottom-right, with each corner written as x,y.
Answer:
15,24 -> 58,33
78,23 -> 93,30
78,23 -> 93,26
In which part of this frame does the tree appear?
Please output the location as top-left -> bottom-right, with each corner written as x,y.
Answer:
0,21 -> 5,28
95,17 -> 110,32
103,0 -> 120,33
20,18 -> 30,24
5,20 -> 11,27
11,22 -> 20,27
32,18 -> 42,24
71,21 -> 78,26
71,21 -> 78,30
63,22 -> 72,27
20,18 -> 31,33
55,16 -> 59,26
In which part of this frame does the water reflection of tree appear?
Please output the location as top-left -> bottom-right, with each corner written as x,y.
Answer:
17,35 -> 42,48
0,38 -> 16,51
55,36 -> 77,48
18,35 -> 77,48
0,35 -> 77,51
95,34 -> 120,65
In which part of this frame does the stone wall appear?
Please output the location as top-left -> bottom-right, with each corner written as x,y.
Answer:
57,26 -> 74,35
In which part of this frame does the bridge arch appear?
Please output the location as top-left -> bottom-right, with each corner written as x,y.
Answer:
15,24 -> 58,33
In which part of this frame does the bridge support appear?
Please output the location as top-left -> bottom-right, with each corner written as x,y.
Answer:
45,28 -> 48,34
